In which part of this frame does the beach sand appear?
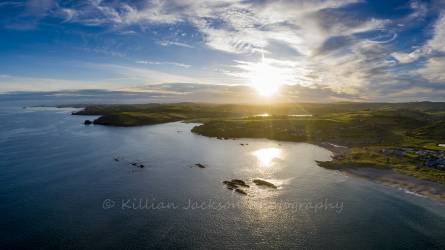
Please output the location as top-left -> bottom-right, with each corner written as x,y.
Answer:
311,141 -> 445,203
341,168 -> 445,202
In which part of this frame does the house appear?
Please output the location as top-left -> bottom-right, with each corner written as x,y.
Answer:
383,148 -> 406,157
392,149 -> 406,157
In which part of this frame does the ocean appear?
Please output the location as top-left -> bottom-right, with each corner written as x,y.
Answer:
1,107 -> 444,249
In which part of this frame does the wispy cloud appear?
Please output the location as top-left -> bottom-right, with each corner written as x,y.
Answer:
156,41 -> 194,48
135,61 -> 191,68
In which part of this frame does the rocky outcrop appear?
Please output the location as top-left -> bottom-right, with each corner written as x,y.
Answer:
84,120 -> 93,124
223,179 -> 250,195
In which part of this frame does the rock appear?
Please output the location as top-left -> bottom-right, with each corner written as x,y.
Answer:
139,165 -> 145,168
223,179 -> 250,190
224,137 -> 229,140
223,179 -> 250,194
114,158 -> 120,161
132,163 -> 138,166
240,143 -> 244,146
230,179 -> 249,187
252,179 -> 278,188
235,189 -> 247,195
84,120 -> 93,125
195,163 -> 206,168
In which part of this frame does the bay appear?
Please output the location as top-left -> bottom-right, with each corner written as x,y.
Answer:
1,107 -> 444,249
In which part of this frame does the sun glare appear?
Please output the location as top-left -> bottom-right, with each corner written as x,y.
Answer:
249,61 -> 284,96
247,49 -> 294,97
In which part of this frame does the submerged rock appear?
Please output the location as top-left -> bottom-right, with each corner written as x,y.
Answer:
252,179 -> 278,188
195,163 -> 206,168
235,189 -> 247,195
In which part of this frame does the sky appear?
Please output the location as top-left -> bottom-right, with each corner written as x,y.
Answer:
1,0 -> 445,106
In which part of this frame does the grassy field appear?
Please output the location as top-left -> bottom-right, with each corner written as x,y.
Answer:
423,145 -> 445,151
72,102 -> 445,146
92,112 -> 189,126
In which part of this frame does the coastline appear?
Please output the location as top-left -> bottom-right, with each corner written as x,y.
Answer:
312,141 -> 445,203
340,167 -> 445,203
307,141 -> 352,158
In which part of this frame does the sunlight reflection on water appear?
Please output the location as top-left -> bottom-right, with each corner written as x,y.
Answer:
252,148 -> 282,166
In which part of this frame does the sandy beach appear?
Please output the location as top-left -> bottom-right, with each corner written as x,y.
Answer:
312,141 -> 445,203
340,168 -> 445,202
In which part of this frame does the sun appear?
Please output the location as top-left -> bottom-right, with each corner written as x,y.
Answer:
248,60 -> 286,97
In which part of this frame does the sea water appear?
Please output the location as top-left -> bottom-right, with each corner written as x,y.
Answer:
1,107 -> 444,249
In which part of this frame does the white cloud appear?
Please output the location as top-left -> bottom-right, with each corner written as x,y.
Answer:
156,41 -> 194,48
427,12 -> 445,52
87,63 -> 199,85
408,0 -> 428,18
391,11 -> 445,64
50,0 -> 387,57
136,61 -> 191,68
418,58 -> 445,83
391,50 -> 424,63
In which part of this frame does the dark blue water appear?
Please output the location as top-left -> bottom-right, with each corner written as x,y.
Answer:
1,107 -> 445,249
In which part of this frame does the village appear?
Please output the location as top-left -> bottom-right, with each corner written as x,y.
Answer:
378,147 -> 445,170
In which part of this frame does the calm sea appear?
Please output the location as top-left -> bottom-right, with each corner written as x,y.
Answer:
1,107 -> 444,249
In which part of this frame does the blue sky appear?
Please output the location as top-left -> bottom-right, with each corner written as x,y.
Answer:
1,0 -> 445,106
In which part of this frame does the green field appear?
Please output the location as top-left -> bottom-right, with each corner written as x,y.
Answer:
71,102 -> 445,146
424,145 -> 445,151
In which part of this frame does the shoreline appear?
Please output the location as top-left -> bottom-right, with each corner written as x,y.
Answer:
311,141 -> 445,203
307,141 -> 352,158
340,168 -> 445,203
